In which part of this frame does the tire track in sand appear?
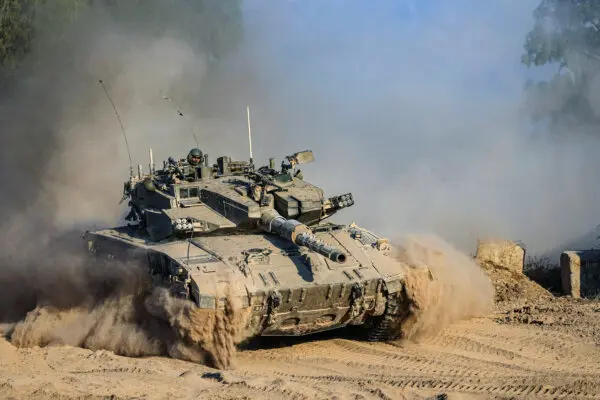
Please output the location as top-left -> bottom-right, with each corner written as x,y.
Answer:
236,319 -> 600,399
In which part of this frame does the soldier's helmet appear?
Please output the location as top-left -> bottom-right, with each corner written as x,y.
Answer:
187,148 -> 203,166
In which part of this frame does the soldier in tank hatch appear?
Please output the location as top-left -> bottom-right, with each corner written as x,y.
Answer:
187,148 -> 204,166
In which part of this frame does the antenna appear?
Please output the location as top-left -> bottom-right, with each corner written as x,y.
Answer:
161,94 -> 199,147
99,80 -> 133,175
246,105 -> 253,164
149,148 -> 155,175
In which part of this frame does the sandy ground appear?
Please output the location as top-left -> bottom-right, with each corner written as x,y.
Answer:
1,296 -> 600,400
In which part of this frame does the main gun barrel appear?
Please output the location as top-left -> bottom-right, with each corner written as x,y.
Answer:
260,209 -> 347,263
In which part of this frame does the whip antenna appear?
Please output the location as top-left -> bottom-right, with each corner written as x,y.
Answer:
99,79 -> 132,171
246,105 -> 253,164
161,94 -> 199,147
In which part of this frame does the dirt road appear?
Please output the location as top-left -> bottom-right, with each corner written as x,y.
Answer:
2,298 -> 599,400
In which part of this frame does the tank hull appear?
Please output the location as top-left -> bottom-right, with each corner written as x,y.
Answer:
82,223 -> 410,339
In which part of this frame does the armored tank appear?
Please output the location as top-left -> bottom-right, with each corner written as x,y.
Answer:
82,148 -> 419,340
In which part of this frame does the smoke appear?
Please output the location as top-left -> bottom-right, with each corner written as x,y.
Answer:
196,0 -> 600,258
0,1 -> 251,369
0,8 -> 210,230
3,0 -> 595,258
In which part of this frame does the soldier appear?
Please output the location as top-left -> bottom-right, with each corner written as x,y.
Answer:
187,148 -> 204,166
162,148 -> 204,183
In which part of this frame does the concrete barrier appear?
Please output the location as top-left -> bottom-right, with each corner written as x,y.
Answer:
560,250 -> 600,298
476,239 -> 525,273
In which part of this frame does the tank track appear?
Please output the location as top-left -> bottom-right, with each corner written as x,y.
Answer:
364,291 -> 409,342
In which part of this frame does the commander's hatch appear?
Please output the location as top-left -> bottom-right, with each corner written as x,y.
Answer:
290,150 -> 315,164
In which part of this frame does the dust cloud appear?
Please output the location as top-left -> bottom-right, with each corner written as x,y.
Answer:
394,235 -> 495,341
2,245 -> 250,369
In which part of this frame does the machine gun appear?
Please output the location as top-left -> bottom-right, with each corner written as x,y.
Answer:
246,149 -> 316,190
246,168 -> 288,192
165,157 -> 186,179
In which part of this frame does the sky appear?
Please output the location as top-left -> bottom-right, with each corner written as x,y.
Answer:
240,0 -> 550,100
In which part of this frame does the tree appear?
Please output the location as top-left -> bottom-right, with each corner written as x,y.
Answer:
522,0 -> 600,128
0,0 -> 92,83
0,0 -> 37,74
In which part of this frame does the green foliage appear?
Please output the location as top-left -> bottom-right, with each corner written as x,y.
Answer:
0,0 -> 36,72
522,0 -> 600,126
522,0 -> 600,67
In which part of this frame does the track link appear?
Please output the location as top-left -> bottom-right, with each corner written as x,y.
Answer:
365,292 -> 408,342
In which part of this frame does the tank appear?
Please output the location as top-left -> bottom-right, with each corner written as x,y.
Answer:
82,148 -> 420,340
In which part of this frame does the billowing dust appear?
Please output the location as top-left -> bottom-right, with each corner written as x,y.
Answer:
1,247 -> 250,370
393,234 -> 495,341
1,232 -> 494,370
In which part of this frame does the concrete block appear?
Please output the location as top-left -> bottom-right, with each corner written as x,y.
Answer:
560,250 -> 600,298
476,239 -> 525,273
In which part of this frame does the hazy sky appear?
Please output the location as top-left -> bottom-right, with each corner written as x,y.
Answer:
215,0 -> 589,256
119,0 -> 600,255
240,0 -> 552,102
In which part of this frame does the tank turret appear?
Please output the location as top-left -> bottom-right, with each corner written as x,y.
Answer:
119,149 -> 355,242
